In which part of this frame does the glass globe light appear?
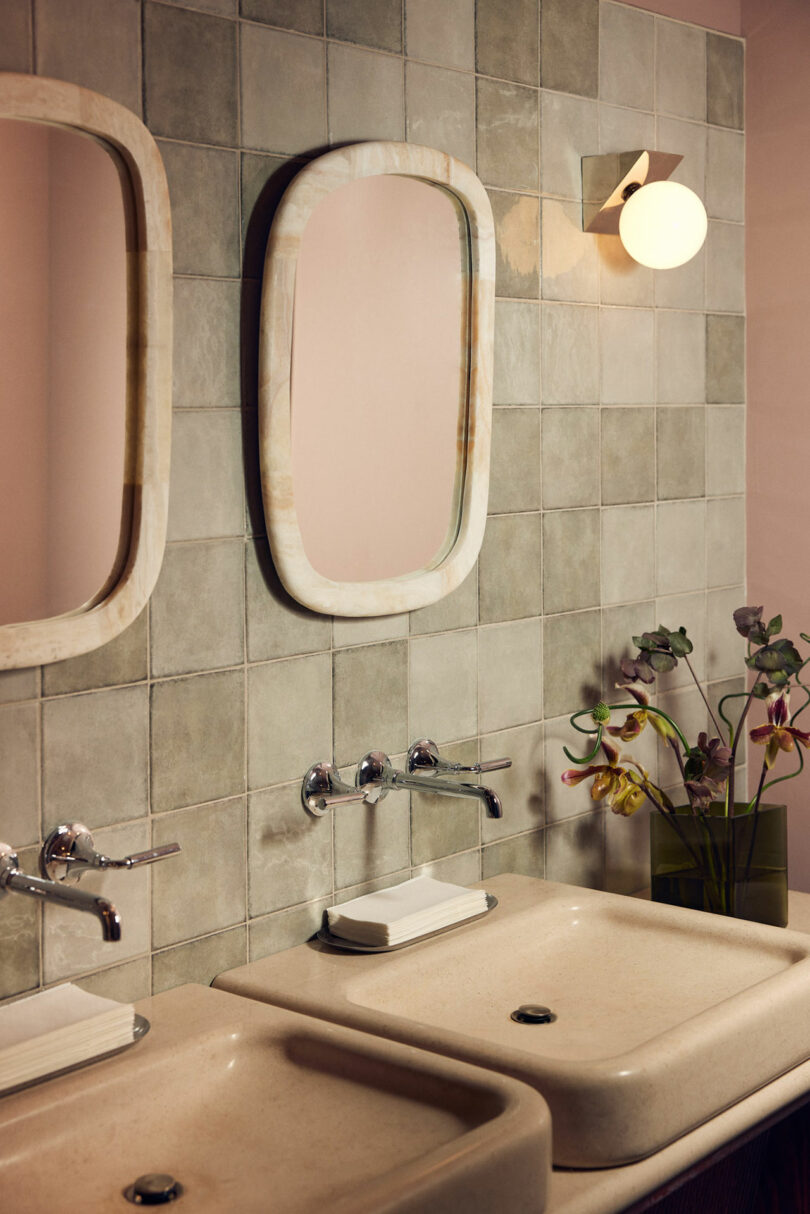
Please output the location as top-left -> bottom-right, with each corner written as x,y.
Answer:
618,179 -> 708,269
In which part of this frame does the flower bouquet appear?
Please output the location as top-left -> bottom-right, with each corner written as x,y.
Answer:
561,606 -> 810,926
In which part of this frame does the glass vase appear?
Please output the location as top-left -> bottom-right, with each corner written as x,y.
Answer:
650,802 -> 788,927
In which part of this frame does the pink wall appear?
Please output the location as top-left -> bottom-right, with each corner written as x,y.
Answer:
744,0 -> 810,890
622,0 -> 741,34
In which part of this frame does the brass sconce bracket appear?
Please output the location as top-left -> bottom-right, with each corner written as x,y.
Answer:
581,149 -> 683,233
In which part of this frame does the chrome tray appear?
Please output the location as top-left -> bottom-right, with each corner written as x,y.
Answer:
316,893 -> 498,953
0,1013 -> 150,1099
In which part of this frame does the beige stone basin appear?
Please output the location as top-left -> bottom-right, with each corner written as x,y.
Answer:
0,983 -> 550,1213
216,874 -> 810,1168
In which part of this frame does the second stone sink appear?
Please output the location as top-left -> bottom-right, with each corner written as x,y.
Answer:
216,873 -> 810,1167
0,983 -> 550,1212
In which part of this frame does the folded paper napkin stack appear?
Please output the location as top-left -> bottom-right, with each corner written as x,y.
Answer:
326,875 -> 489,947
0,983 -> 136,1094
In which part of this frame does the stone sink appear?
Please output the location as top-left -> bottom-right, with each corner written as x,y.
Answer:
216,873 -> 810,1167
0,983 -> 550,1212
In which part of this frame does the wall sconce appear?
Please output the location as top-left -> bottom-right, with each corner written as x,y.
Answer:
581,150 -> 707,269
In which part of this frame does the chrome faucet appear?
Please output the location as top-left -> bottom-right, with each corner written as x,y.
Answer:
357,741 -> 511,819
0,823 -> 181,942
0,842 -> 122,942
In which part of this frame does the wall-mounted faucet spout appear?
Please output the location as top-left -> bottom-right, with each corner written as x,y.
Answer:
0,845 -> 121,941
357,751 -> 505,818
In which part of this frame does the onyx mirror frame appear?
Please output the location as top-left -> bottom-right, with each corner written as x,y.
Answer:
260,141 -> 495,617
0,73 -> 172,670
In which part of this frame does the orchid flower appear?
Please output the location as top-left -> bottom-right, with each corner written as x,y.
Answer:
561,739 -> 650,817
749,689 -> 810,769
606,684 -> 676,743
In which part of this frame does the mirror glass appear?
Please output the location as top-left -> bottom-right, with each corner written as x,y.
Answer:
290,174 -> 469,583
0,118 -> 128,627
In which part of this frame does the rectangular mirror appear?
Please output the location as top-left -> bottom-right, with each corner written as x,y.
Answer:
260,141 -> 495,617
0,73 -> 172,669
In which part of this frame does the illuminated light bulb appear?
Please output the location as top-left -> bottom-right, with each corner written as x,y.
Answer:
618,179 -> 708,269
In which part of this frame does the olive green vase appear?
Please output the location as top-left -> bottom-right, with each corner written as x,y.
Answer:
650,802 -> 788,928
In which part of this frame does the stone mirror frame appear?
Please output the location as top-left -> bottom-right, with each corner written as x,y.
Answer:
0,73 -> 172,670
260,141 -> 495,617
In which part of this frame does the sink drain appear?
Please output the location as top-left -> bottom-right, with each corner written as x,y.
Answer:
511,1004 -> 556,1024
124,1174 -> 183,1205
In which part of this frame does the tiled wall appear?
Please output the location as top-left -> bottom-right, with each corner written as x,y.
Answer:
0,0 -> 746,1004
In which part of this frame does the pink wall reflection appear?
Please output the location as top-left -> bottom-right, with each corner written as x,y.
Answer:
290,174 -> 468,583
0,120 -> 127,626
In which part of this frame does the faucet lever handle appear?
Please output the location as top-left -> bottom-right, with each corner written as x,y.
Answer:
41,823 -> 181,884
303,761 -> 374,817
407,739 -> 512,776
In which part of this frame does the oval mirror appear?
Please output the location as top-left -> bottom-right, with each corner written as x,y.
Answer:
0,73 -> 172,670
260,142 -> 495,617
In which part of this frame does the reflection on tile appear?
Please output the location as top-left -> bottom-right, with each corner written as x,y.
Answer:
405,0 -> 474,70
656,500 -> 706,596
655,18 -> 705,121
540,92 -> 598,200
656,311 -> 705,404
543,610 -> 600,720
480,722 -> 544,842
542,199 -> 598,303
77,958 -> 151,1003
249,898 -> 330,960
246,540 -> 332,661
476,78 -> 539,193
601,505 -> 654,605
482,830 -> 544,880
153,799 -> 246,948
706,313 -> 745,403
490,191 -> 540,299
545,812 -> 603,889
411,740 -> 480,865
326,0 -> 401,52
242,24 -> 326,154
151,540 -> 244,677
167,411 -> 245,542
334,788 -> 411,889
541,0 -> 598,98
173,278 -> 241,409
494,300 -> 540,404
38,0 -> 140,113
479,619 -> 542,733
42,608 -> 148,697
43,686 -> 148,829
249,784 -> 333,916
242,0 -> 323,33
159,142 -> 240,277
152,927 -> 247,994
0,702 -> 38,847
333,642 -> 408,766
706,407 -> 745,495
601,407 -> 655,505
600,307 -> 654,405
543,509 -> 600,615
599,2 -> 653,111
410,630 -> 478,743
475,0 -> 538,86
541,405 -> 599,505
489,408 -> 542,514
598,235 -> 653,307
541,303 -> 599,405
706,33 -> 744,130
248,654 -> 331,788
707,497 -> 745,588
405,62 -> 475,166
151,670 -> 245,811
145,3 -> 236,144
328,43 -> 404,144
43,821 -> 149,983
414,851 -> 481,887
478,513 -> 542,623
656,407 -> 706,500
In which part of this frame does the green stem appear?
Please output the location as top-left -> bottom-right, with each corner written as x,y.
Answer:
563,700 -> 691,764
684,653 -> 726,742
727,678 -> 765,816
